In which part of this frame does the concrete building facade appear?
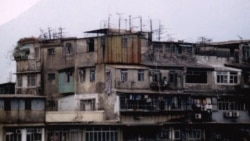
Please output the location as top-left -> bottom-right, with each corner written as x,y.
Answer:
11,28 -> 250,141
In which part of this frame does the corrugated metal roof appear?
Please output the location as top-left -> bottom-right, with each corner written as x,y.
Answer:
210,39 -> 250,45
108,65 -> 148,69
15,71 -> 40,74
214,66 -> 241,72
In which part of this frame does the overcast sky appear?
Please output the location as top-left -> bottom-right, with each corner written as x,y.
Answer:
0,0 -> 250,83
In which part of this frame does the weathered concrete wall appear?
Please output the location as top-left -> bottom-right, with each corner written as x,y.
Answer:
16,60 -> 41,72
58,94 -> 99,111
120,114 -> 186,124
106,65 -> 150,90
76,39 -> 98,65
46,111 -> 105,122
41,39 -> 77,97
76,64 -> 105,94
0,98 -> 45,123
212,111 -> 250,123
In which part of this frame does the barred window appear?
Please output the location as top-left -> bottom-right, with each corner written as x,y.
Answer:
28,74 -> 36,86
17,76 -> 22,87
86,127 -> 118,141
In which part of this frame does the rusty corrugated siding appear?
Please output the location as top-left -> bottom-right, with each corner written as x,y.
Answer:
97,34 -> 142,64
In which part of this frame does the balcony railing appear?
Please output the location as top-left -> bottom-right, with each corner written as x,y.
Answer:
0,110 -> 45,124
46,110 -> 105,122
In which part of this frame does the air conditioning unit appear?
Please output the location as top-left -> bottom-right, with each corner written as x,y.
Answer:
233,111 -> 240,118
195,113 -> 202,119
224,111 -> 232,118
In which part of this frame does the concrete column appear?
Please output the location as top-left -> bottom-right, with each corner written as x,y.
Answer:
119,128 -> 123,141
0,125 -> 3,141
82,128 -> 85,141
42,128 -> 45,141
21,128 -> 26,141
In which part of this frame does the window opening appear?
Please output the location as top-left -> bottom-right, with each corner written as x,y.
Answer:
48,73 -> 55,81
80,99 -> 95,111
65,43 -> 73,55
25,99 -> 31,110
87,38 -> 94,52
186,70 -> 207,83
48,48 -> 55,55
122,37 -> 128,48
138,70 -> 144,81
79,69 -> 86,82
121,69 -> 128,82
90,69 -> 95,82
28,74 -> 36,86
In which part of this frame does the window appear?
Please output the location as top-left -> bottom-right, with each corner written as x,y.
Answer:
138,70 -> 144,81
230,72 -> 238,84
243,46 -> 250,62
218,99 -> 246,111
177,46 -> 182,54
48,73 -> 55,81
217,71 -> 238,84
65,72 -> 72,83
86,127 -> 118,141
35,47 -> 39,59
79,69 -> 86,82
120,95 -> 185,111
90,69 -> 95,82
189,129 -> 201,139
65,43 -> 73,55
121,69 -> 128,82
47,130 -> 71,141
48,48 -> 55,55
187,46 -> 193,54
158,128 -> 171,140
87,38 -> 94,52
122,37 -> 128,48
186,70 -> 207,83
27,129 -> 42,141
100,38 -> 105,48
25,99 -> 31,110
28,74 -> 36,86
4,99 -> 11,111
80,99 -> 95,111
17,76 -> 22,87
5,129 -> 21,141
174,130 -> 181,140
217,71 -> 228,84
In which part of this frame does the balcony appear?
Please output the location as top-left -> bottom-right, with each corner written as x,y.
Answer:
46,110 -> 105,123
0,110 -> 45,124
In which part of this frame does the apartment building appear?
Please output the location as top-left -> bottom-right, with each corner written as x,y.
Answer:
0,94 -> 46,141
12,28 -> 250,141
